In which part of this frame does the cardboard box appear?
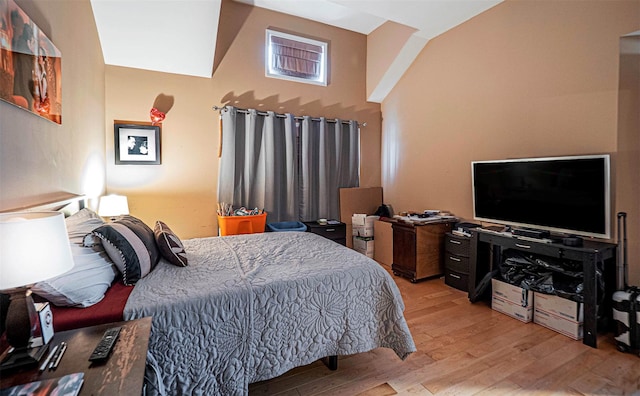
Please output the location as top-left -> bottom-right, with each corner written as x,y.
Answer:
533,292 -> 584,322
352,225 -> 374,237
352,214 -> 378,237
492,295 -> 534,323
352,214 -> 379,227
492,278 -> 533,307
339,187 -> 383,225
533,292 -> 584,340
491,278 -> 533,323
534,307 -> 584,340
339,187 -> 383,247
353,236 -> 374,258
373,220 -> 393,266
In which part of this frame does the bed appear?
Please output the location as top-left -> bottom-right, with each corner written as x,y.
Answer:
6,196 -> 416,395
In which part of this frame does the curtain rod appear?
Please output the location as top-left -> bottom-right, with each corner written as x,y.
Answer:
212,105 -> 366,127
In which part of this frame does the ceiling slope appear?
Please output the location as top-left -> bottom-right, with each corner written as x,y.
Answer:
90,0 -> 221,78
91,0 -> 502,100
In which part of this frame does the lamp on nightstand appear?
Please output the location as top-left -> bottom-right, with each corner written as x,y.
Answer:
98,194 -> 130,220
0,211 -> 74,370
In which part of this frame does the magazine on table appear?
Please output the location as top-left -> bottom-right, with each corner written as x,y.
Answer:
0,372 -> 84,396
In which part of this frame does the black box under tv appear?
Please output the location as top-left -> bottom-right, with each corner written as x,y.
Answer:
512,228 -> 550,239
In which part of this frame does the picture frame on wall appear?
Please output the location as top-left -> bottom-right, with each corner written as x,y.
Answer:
0,0 -> 63,124
114,123 -> 161,165
0,0 -> 62,124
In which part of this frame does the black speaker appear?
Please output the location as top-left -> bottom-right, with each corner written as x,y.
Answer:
512,228 -> 550,239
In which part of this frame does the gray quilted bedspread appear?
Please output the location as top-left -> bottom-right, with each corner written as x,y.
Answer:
124,231 -> 415,395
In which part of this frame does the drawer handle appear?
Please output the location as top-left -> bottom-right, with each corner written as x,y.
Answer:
449,256 -> 461,262
515,243 -> 531,249
449,240 -> 462,245
450,274 -> 461,279
326,228 -> 335,232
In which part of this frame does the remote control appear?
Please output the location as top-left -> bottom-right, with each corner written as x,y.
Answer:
88,326 -> 122,362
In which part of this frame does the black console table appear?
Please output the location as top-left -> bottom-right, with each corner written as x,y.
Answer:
469,229 -> 616,348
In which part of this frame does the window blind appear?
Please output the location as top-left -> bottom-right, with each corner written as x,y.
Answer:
269,36 -> 323,79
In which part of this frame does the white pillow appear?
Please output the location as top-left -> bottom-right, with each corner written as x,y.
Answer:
65,208 -> 104,243
31,208 -> 117,307
32,244 -> 117,307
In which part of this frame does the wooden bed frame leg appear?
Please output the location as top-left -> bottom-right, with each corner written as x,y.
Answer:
322,355 -> 338,370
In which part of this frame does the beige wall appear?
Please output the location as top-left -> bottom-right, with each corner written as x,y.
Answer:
0,0 -> 106,211
4,0 -> 636,284
366,21 -> 417,100
104,0 -> 381,239
616,34 -> 640,286
381,0 -> 640,284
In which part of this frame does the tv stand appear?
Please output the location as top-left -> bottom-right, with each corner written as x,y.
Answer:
469,228 -> 616,348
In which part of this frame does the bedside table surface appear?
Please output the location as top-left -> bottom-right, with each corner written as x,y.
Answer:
0,317 -> 151,395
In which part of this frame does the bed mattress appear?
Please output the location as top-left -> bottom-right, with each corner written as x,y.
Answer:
124,231 -> 415,395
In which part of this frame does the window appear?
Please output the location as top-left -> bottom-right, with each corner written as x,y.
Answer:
265,29 -> 327,86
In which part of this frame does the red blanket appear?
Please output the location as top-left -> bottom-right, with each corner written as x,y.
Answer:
49,282 -> 134,332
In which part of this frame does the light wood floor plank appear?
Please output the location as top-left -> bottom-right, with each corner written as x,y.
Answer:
248,269 -> 640,396
473,379 -> 523,395
395,384 -> 435,395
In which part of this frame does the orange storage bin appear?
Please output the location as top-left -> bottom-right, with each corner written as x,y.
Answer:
218,213 -> 267,236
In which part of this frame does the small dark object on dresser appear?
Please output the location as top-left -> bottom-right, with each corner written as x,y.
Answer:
89,326 -> 122,363
562,236 -> 583,247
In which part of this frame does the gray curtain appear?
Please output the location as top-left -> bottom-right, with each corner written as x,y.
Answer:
299,117 -> 360,221
218,107 -> 359,223
217,106 -> 298,223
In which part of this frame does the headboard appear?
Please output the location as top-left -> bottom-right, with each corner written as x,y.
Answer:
0,192 -> 86,216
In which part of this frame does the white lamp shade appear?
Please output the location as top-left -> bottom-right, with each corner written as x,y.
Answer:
0,211 -> 74,290
98,195 -> 130,217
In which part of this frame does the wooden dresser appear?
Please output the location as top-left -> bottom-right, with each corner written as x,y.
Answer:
391,220 -> 454,282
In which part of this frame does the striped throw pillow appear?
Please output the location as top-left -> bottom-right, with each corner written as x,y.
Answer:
154,221 -> 188,267
88,215 -> 160,285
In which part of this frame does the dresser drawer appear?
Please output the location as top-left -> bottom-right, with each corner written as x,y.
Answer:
304,222 -> 346,245
445,233 -> 471,257
445,253 -> 469,274
445,268 -> 469,292
310,225 -> 345,240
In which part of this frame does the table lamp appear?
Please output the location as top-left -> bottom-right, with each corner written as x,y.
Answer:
0,211 -> 74,370
98,194 -> 129,220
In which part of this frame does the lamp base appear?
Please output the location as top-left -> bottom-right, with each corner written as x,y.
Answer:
0,344 -> 49,371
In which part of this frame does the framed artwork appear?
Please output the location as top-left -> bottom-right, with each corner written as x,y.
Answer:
0,0 -> 63,124
114,123 -> 161,165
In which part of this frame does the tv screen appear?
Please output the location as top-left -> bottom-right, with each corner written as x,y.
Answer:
472,155 -> 610,239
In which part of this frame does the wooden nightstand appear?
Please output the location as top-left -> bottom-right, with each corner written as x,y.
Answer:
0,317 -> 151,395
391,220 -> 454,282
303,221 -> 347,246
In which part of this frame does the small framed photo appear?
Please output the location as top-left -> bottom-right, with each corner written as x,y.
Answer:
114,123 -> 161,165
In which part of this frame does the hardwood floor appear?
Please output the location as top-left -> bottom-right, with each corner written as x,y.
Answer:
249,264 -> 640,395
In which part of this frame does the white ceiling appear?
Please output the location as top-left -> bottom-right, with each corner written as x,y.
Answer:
90,0 -> 222,78
91,0 -> 502,94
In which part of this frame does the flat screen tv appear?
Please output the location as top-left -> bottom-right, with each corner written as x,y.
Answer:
472,154 -> 611,239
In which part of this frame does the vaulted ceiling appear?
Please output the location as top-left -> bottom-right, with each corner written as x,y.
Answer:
90,0 -> 502,102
